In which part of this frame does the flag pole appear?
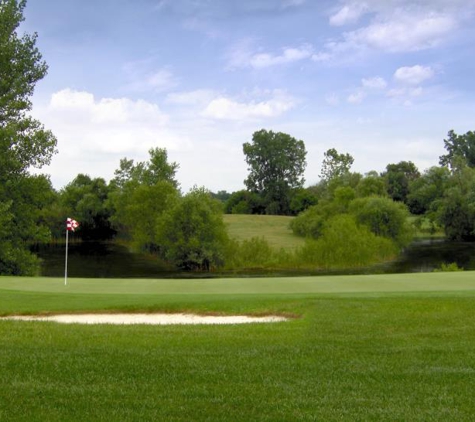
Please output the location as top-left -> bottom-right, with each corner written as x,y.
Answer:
64,227 -> 69,286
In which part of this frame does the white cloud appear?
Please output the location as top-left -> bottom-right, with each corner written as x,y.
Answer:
315,5 -> 460,62
227,41 -> 313,69
347,91 -> 366,104
394,65 -> 435,84
349,13 -> 455,52
166,89 -> 217,105
202,92 -> 295,120
122,61 -> 179,93
34,89 -> 189,187
362,76 -> 387,89
330,2 -> 368,26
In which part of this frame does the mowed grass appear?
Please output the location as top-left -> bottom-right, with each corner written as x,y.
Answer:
1,274 -> 475,421
224,214 -> 304,250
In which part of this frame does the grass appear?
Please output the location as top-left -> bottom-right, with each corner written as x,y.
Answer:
224,214 -> 304,250
1,274 -> 475,421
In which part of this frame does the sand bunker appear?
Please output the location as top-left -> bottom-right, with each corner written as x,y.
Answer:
2,313 -> 288,325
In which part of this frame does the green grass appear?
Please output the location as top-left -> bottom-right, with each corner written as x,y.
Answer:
1,274 -> 475,421
224,214 -> 304,250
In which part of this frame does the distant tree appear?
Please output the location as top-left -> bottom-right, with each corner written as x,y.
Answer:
224,190 -> 265,215
211,190 -> 232,203
436,165 -> 475,241
439,130 -> 475,169
157,188 -> 229,271
57,175 -> 116,241
111,148 -> 179,189
349,196 -> 413,248
243,129 -> 307,215
289,188 -> 318,215
320,148 -> 354,182
0,0 -> 57,275
383,161 -> 420,204
406,166 -> 450,215
356,172 -> 387,198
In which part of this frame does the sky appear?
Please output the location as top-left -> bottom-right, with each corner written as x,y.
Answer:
22,0 -> 475,192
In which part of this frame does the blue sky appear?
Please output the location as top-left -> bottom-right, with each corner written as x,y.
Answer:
23,0 -> 475,192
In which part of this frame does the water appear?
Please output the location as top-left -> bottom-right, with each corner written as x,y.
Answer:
33,239 -> 475,278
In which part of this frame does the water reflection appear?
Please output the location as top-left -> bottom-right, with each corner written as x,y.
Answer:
34,239 -> 475,278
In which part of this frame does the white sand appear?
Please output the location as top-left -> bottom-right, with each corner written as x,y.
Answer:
2,313 -> 288,325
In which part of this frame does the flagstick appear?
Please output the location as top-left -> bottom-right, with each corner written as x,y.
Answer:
64,228 -> 69,286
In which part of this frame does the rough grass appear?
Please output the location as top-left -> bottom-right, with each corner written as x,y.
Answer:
224,214 -> 304,250
1,274 -> 475,421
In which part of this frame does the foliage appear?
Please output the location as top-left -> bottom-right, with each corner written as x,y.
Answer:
55,174 -> 116,240
356,172 -> 387,197
157,188 -> 230,270
0,0 -> 57,274
111,147 -> 179,189
288,188 -> 318,215
436,165 -> 475,241
439,130 -> 475,169
433,262 -> 464,272
320,148 -> 354,182
224,189 -> 265,214
295,214 -> 397,268
406,166 -> 450,215
321,148 -> 354,182
108,148 -> 180,249
290,204 -> 328,238
243,129 -> 307,215
383,161 -> 420,203
349,196 -> 413,248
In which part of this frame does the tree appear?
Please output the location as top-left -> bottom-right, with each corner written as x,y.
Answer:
406,166 -> 450,215
111,148 -> 179,189
0,0 -> 57,275
439,130 -> 475,169
57,175 -> 116,241
383,161 -> 420,204
243,129 -> 307,215
436,165 -> 475,241
320,148 -> 354,182
108,149 -> 180,250
157,188 -> 229,271
349,196 -> 413,248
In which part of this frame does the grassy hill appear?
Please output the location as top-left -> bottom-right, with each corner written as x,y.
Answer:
223,214 -> 305,250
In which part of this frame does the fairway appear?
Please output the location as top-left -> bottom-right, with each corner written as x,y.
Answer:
2,273 -> 475,421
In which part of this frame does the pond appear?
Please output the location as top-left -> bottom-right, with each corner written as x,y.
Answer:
33,238 -> 475,278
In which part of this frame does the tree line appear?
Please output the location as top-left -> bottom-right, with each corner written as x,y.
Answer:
2,0 -> 475,275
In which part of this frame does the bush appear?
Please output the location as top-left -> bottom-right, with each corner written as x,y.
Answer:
349,196 -> 413,248
433,262 -> 464,272
295,215 -> 397,269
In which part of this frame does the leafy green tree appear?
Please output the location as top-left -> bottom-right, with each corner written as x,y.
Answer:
108,148 -> 180,248
224,190 -> 265,215
356,172 -> 387,198
0,0 -> 57,275
320,148 -> 354,182
157,188 -> 229,271
111,148 -> 179,189
243,129 -> 307,215
296,214 -> 396,269
436,165 -> 475,241
406,166 -> 450,215
383,161 -> 420,204
349,196 -> 413,248
289,188 -> 318,215
56,174 -> 116,241
439,130 -> 475,169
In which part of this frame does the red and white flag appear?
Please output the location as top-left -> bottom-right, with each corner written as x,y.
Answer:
66,218 -> 79,232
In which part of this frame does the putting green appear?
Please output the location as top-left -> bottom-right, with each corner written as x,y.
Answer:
1,272 -> 474,295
